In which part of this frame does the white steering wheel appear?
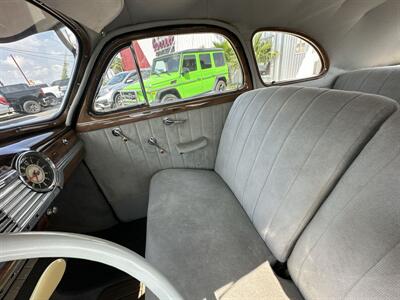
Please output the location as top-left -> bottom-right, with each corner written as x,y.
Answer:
0,232 -> 183,300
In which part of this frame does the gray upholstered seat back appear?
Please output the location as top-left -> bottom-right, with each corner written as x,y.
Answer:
215,86 -> 397,262
288,111 -> 400,299
333,65 -> 400,103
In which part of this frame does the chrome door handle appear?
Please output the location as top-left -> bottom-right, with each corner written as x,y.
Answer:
111,128 -> 129,142
148,137 -> 167,154
162,117 -> 186,126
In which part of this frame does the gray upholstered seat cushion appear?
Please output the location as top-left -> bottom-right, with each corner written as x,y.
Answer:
333,65 -> 400,103
215,86 -> 397,262
288,112 -> 400,299
146,169 -> 302,299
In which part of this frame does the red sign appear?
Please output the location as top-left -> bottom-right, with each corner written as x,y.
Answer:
152,36 -> 175,54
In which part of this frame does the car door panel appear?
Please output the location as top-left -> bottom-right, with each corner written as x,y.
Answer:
80,102 -> 232,221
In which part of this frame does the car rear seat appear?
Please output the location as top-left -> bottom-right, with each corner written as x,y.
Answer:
145,86 -> 398,299
333,65 -> 400,103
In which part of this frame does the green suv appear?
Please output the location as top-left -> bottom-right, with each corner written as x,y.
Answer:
121,48 -> 229,104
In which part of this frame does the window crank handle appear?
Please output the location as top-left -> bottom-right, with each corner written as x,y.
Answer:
148,137 -> 167,154
112,128 -> 129,142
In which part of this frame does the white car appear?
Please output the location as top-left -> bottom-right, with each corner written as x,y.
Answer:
35,84 -> 64,107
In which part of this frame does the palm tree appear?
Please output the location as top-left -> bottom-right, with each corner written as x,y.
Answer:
213,40 -> 239,70
252,32 -> 278,65
110,56 -> 124,74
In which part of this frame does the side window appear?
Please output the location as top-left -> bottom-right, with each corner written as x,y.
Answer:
252,31 -> 325,84
93,33 -> 244,112
0,0 -> 79,129
213,52 -> 225,67
199,54 -> 212,69
182,55 -> 197,72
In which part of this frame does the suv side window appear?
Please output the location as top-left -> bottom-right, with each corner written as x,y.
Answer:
213,53 -> 225,67
93,33 -> 244,112
199,54 -> 212,69
182,55 -> 197,72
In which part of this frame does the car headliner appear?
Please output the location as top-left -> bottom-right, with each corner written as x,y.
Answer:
34,0 -> 400,71
3,0 -> 400,71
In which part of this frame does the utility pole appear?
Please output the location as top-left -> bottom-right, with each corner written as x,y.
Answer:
10,54 -> 30,85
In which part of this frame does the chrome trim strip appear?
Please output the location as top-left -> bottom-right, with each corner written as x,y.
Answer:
0,169 -> 17,189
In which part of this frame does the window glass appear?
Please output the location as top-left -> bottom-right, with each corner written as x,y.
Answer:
0,0 -> 79,129
213,52 -> 225,67
182,55 -> 197,71
200,54 -> 212,69
252,31 -> 323,84
93,33 -> 243,112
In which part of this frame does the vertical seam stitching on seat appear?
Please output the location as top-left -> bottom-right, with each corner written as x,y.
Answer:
284,97 -> 391,260
358,70 -> 373,90
240,87 -> 304,206
376,69 -> 395,94
224,89 -> 264,177
343,240 -> 400,298
295,149 -> 400,282
263,92 -> 362,246
232,88 -> 281,183
249,87 -> 323,221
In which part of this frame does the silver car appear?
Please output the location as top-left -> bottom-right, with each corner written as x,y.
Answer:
95,69 -> 150,111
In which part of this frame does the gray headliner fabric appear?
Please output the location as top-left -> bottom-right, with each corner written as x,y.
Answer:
80,102 -> 231,221
288,111 -> 400,299
146,169 -> 280,300
43,0 -> 400,70
215,86 -> 397,262
333,65 -> 400,103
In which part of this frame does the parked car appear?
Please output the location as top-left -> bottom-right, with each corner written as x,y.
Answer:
51,78 -> 70,96
34,83 -> 63,106
121,48 -> 229,104
95,69 -> 150,110
0,84 -> 47,114
0,93 -> 13,115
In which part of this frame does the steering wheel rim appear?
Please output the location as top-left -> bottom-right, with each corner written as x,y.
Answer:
0,232 -> 183,300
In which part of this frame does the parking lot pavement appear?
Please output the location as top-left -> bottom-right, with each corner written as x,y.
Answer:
0,107 -> 59,127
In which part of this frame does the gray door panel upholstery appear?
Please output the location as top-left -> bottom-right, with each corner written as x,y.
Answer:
80,102 -> 232,221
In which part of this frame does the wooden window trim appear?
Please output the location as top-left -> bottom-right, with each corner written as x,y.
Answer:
251,27 -> 329,87
76,25 -> 253,132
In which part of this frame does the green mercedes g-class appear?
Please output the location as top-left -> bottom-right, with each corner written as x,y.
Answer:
121,48 -> 229,104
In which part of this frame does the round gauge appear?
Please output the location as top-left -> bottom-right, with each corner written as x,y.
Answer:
15,151 -> 58,192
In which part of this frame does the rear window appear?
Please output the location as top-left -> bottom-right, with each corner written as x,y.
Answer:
213,52 -> 225,67
0,0 -> 79,129
252,31 -> 325,84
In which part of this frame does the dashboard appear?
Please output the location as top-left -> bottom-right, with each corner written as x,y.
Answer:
0,129 -> 84,298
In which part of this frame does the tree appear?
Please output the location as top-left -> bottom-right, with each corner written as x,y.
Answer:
252,32 -> 278,65
213,40 -> 239,70
110,56 -> 123,74
60,53 -> 69,80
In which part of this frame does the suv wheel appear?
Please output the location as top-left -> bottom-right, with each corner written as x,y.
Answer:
215,80 -> 227,93
160,93 -> 178,103
23,100 -> 41,114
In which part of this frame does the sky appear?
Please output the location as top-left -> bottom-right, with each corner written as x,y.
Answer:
0,30 -> 76,86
